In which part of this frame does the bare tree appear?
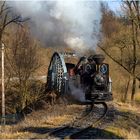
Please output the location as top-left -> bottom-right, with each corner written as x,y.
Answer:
99,1 -> 140,102
0,1 -> 28,126
123,0 -> 140,101
0,1 -> 28,43
6,27 -> 41,109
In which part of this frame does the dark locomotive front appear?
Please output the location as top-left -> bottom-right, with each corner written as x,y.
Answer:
66,54 -> 113,102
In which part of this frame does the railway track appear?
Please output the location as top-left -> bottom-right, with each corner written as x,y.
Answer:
42,102 -> 109,139
40,52 -> 114,139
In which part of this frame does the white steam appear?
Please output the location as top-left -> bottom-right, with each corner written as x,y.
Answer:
65,37 -> 87,52
8,0 -> 101,50
68,78 -> 86,102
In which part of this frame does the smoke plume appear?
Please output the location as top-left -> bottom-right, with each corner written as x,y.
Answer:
68,78 -> 86,102
8,0 -> 101,50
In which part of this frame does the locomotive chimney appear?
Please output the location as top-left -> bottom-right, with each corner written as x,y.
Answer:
92,54 -> 105,65
93,54 -> 105,72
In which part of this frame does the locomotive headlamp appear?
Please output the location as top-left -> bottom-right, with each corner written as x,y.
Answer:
85,64 -> 92,73
94,74 -> 105,86
100,64 -> 108,74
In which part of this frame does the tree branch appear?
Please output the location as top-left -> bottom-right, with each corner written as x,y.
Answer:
98,44 -> 140,81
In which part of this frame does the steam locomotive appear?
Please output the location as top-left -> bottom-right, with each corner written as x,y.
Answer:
66,54 -> 113,102
46,52 -> 112,104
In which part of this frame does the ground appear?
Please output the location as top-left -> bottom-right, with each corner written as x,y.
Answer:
0,101 -> 140,139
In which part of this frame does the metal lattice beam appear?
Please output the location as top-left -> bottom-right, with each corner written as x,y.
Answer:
46,52 -> 68,96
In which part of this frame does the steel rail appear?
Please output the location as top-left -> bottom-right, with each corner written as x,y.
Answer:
44,102 -> 108,139
66,102 -> 108,139
44,104 -> 93,138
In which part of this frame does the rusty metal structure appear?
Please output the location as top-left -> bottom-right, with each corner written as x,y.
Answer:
46,52 -> 68,95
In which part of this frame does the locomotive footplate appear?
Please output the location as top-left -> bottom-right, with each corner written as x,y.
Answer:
85,91 -> 113,102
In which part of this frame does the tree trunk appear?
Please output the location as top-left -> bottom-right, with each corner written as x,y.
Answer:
123,75 -> 131,102
130,10 -> 137,101
131,76 -> 136,101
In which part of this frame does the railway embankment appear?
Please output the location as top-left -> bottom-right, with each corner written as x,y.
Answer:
0,102 -> 140,139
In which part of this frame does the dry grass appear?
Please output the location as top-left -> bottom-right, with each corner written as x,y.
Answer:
0,129 -> 30,139
0,104 -> 85,139
105,117 -> 140,139
114,101 -> 140,113
42,115 -> 73,126
104,102 -> 140,139
105,125 -> 140,139
0,101 -> 140,139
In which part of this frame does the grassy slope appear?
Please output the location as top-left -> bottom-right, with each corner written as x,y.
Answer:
105,102 -> 140,139
0,104 -> 85,139
0,103 -> 140,139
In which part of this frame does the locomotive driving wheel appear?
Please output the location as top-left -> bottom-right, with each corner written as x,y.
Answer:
46,52 -> 68,97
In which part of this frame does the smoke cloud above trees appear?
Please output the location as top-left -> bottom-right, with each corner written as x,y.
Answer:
8,0 -> 101,51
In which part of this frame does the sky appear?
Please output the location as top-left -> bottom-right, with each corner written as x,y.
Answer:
107,0 -> 122,12
7,0 -> 122,13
